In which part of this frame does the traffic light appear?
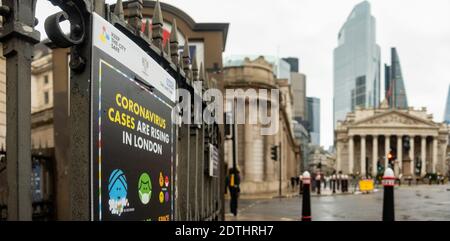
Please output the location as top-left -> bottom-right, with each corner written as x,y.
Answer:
387,151 -> 395,168
271,145 -> 278,161
387,152 -> 394,161
377,161 -> 384,175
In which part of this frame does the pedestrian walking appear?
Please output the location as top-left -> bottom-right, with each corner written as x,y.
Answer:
299,174 -> 303,195
226,168 -> 241,216
353,172 -> 360,193
337,172 -> 341,191
331,174 -> 336,194
316,173 -> 321,195
291,177 -> 296,191
311,173 -> 316,193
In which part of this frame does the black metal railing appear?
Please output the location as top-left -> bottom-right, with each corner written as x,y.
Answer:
0,148 -> 55,221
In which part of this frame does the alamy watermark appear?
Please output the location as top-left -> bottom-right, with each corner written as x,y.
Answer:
173,81 -> 280,135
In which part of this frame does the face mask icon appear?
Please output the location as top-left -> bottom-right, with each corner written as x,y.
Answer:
138,173 -> 152,205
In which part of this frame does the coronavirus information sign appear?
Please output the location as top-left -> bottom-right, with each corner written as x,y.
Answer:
91,13 -> 176,221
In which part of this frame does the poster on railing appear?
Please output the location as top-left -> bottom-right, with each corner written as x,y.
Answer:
91,13 -> 175,221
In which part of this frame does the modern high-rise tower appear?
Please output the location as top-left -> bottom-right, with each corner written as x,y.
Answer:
307,97 -> 321,146
333,1 -> 381,127
445,85 -> 450,124
385,48 -> 408,109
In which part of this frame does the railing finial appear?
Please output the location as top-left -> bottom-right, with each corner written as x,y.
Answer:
152,0 -> 164,50
114,0 -> 125,21
169,19 -> 179,65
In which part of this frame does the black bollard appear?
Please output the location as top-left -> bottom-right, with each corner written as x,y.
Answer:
301,171 -> 312,221
382,168 -> 395,221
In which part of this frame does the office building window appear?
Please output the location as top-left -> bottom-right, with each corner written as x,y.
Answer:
354,76 -> 366,108
44,91 -> 49,105
44,75 -> 49,85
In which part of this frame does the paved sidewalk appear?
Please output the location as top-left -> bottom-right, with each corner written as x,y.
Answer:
225,184 -> 450,221
234,187 -> 358,200
229,183 -> 440,201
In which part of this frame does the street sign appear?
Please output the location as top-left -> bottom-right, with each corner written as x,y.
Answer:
271,145 -> 278,161
91,13 -> 176,221
209,144 -> 219,177
359,179 -> 374,192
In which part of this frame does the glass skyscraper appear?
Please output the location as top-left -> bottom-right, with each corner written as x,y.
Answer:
385,48 -> 408,109
445,85 -> 450,124
333,1 -> 381,127
307,97 -> 321,146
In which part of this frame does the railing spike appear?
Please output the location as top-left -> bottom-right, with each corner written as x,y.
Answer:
170,19 -> 180,64
152,0 -> 164,50
182,37 -> 192,80
144,19 -> 152,40
192,51 -> 199,81
164,38 -> 171,57
128,0 -> 144,33
114,0 -> 125,21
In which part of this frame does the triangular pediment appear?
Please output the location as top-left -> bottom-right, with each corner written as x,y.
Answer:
353,110 -> 437,128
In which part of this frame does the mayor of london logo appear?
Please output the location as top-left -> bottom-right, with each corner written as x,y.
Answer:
100,26 -> 111,44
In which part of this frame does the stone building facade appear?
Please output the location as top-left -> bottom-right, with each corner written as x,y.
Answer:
0,42 -> 55,149
224,56 -> 301,194
307,146 -> 336,175
335,100 -> 449,178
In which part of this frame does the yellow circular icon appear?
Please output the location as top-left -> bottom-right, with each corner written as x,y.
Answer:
159,172 -> 164,187
159,191 -> 164,203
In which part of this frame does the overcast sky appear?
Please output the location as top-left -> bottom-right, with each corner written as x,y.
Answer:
36,0 -> 450,149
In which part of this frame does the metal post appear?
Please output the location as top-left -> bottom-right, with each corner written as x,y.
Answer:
44,0 -> 95,220
382,168 -> 395,221
301,171 -> 311,221
0,0 -> 41,221
232,99 -> 238,174
279,142 -> 282,197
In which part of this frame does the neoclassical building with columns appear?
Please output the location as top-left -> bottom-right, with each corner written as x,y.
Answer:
335,100 -> 449,178
223,56 -> 301,194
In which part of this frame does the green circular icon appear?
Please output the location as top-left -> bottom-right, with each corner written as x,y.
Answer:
138,173 -> 152,205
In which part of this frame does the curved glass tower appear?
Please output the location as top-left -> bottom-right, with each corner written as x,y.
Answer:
333,1 -> 381,127
385,48 -> 408,109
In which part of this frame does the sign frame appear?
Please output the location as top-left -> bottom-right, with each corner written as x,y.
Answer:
89,13 -> 177,221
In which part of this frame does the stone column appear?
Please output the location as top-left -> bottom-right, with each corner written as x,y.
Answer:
349,135 -> 354,174
372,135 -> 378,177
432,137 -> 438,174
421,136 -> 427,176
385,135 -> 390,168
409,136 -> 415,176
336,140 -> 341,172
397,135 -> 403,176
361,136 -> 366,176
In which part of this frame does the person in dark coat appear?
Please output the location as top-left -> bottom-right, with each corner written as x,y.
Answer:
291,177 -> 296,191
226,168 -> 240,216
